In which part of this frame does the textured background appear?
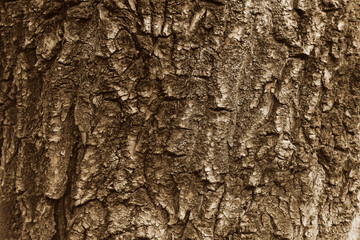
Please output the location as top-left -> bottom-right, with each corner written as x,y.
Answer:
1,0 -> 360,239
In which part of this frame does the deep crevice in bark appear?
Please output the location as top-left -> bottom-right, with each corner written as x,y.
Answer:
52,103 -> 81,240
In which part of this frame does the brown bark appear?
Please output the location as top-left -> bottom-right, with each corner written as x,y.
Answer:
1,0 -> 360,239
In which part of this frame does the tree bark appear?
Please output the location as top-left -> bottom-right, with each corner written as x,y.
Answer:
1,0 -> 360,239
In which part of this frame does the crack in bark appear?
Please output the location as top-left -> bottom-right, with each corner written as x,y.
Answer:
52,104 -> 80,240
199,0 -> 225,6
212,182 -> 226,237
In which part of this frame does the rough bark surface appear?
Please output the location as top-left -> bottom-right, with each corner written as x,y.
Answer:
1,0 -> 360,239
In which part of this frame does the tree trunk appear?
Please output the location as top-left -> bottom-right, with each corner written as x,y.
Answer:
1,0 -> 360,239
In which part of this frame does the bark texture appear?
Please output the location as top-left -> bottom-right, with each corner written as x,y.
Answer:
1,0 -> 360,239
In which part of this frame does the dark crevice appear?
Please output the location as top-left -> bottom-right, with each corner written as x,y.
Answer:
0,138 -> 3,159
316,148 -> 331,179
179,210 -> 191,238
164,150 -> 187,158
213,183 -> 226,234
44,0 -> 80,21
160,0 -> 169,35
52,103 -> 81,240
199,0 -> 225,6
209,107 -> 233,112
52,197 -> 66,240
294,8 -> 305,16
321,7 -> 341,12
289,52 -> 309,59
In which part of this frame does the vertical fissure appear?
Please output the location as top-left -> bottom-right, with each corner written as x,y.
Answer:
52,103 -> 81,240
